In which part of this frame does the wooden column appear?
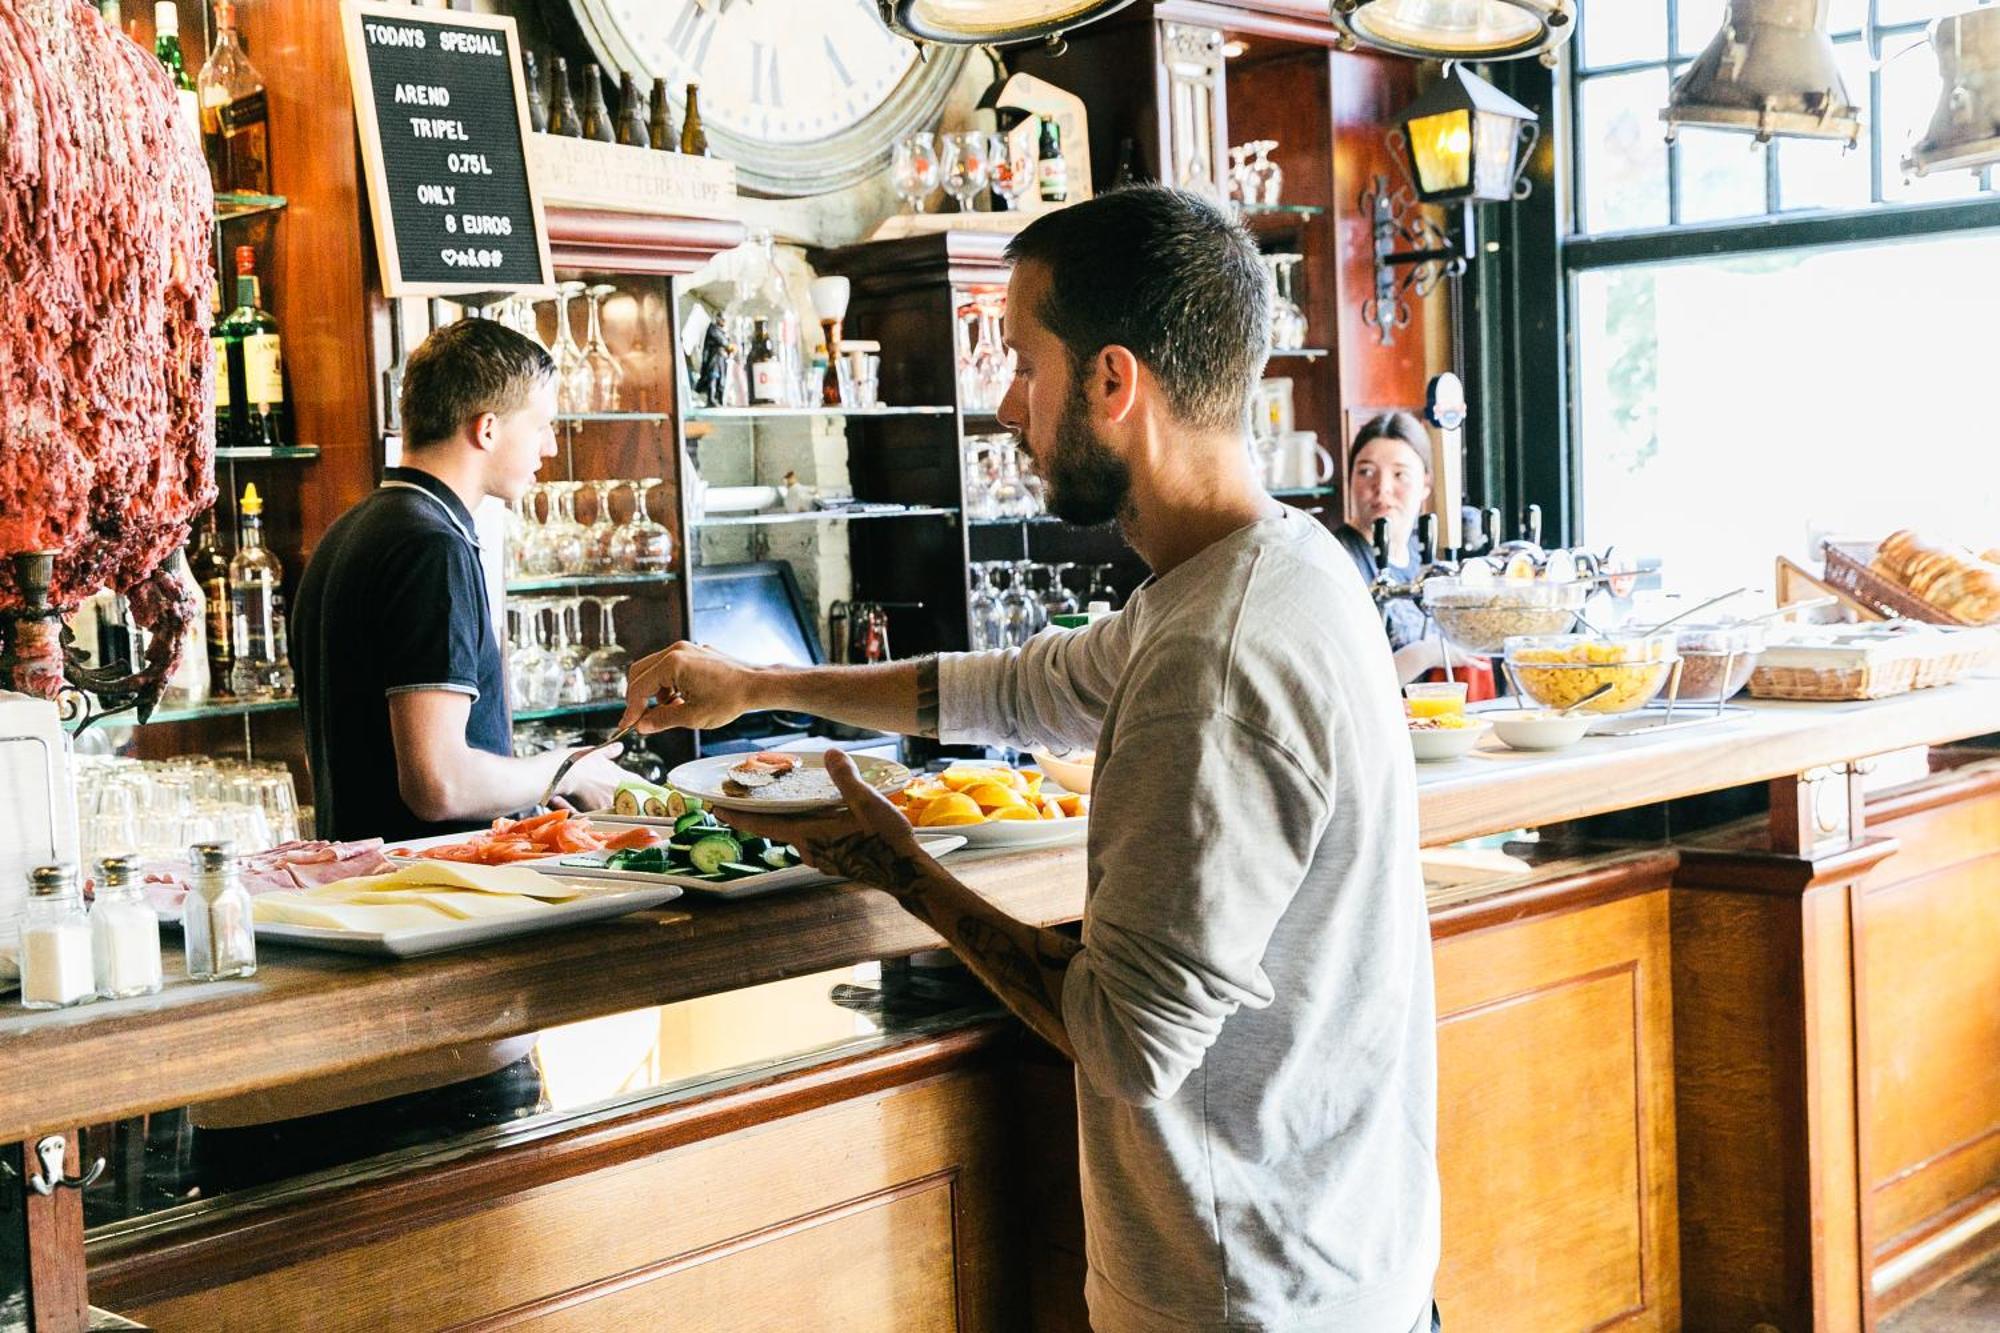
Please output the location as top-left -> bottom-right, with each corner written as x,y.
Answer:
1672,835 -> 1901,1332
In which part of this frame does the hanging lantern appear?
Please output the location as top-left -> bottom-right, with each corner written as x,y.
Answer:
1331,0 -> 1574,63
877,0 -> 1139,46
1663,0 -> 1860,144
1904,6 -> 2000,176
1396,62 -> 1541,203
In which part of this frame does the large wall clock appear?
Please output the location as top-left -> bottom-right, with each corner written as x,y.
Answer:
550,0 -> 968,197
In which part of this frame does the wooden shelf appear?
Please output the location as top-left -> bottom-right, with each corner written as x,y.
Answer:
506,572 -> 677,594
545,207 -> 746,277
145,697 -> 298,725
556,412 -> 672,425
691,406 -> 956,421
214,191 -> 288,223
1267,348 -> 1330,361
514,699 -> 625,723
216,445 -> 320,461
696,506 -> 959,529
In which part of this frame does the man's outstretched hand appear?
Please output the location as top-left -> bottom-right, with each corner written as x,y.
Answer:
718,749 -> 932,906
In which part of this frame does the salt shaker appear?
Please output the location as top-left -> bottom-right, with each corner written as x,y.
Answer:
92,854 -> 164,999
183,842 -> 257,982
19,865 -> 96,1010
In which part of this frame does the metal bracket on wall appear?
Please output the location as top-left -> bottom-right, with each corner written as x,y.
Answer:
24,1136 -> 103,1198
1360,175 -> 1471,347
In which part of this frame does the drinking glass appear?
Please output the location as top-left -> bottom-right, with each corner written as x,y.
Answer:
583,284 -> 623,412
610,478 -> 675,574
1261,253 -> 1309,350
1002,561 -> 1043,646
524,602 -> 566,711
550,281 -> 591,414
892,132 -> 940,213
981,563 -> 1014,651
1248,139 -> 1284,206
539,481 -> 589,575
988,132 -> 1031,211
1087,564 -> 1119,609
970,298 -> 1013,411
941,130 -> 991,213
584,595 -> 632,701
968,564 -> 1000,651
553,598 -> 592,705
1044,562 -> 1081,622
1227,145 -> 1253,205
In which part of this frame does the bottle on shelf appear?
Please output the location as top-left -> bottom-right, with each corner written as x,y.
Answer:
227,481 -> 292,700
161,547 -> 211,706
188,505 -> 233,692
547,56 -> 582,138
97,0 -> 123,31
210,279 -> 232,448
681,81 -> 709,156
219,244 -> 285,449
1037,116 -> 1069,203
580,63 -> 616,143
615,71 -> 648,147
747,317 -> 782,406
183,842 -> 256,982
648,76 -> 676,152
1112,136 -> 1139,190
524,50 -> 548,134
197,0 -> 269,196
151,2 -> 201,146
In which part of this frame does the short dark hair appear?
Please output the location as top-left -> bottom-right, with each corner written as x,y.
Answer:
1005,185 -> 1268,433
1351,411 -> 1432,476
400,318 -> 556,450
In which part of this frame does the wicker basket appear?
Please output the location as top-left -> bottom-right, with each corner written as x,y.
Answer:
1820,541 -> 1979,626
1747,630 -> 1997,701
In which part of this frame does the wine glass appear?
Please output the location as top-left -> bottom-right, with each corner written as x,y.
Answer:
1086,564 -> 1119,609
1260,253 -> 1310,350
970,298 -> 1013,410
1226,145 -> 1253,205
584,595 -> 632,700
987,132 -> 1031,211
541,481 -> 589,574
1249,140 -> 1284,206
511,600 -> 563,711
581,479 -> 619,573
550,281 -> 591,414
941,130 -> 990,213
892,132 -> 940,214
1043,562 -> 1081,623
583,284 -> 623,412
968,564 -> 1000,651
610,478 -> 674,574
553,598 -> 592,705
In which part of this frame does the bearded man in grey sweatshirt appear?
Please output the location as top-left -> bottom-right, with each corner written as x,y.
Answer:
622,185 -> 1440,1333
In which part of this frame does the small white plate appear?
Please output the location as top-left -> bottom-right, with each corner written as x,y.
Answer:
250,887 -> 682,958
542,833 -> 968,900
666,751 -> 912,814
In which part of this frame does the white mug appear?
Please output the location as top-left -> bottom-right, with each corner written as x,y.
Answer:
1281,431 -> 1335,489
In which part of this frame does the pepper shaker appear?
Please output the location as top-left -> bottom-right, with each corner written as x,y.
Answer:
184,841 -> 257,982
20,865 -> 95,1010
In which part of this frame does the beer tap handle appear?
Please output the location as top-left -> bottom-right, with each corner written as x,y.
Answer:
1482,507 -> 1503,557
1525,503 -> 1544,549
1417,513 -> 1438,565
1371,516 -> 1391,568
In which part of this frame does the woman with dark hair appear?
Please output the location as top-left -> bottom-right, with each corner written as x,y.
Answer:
1333,411 -> 1447,683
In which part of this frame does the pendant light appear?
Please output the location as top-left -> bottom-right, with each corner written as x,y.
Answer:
1330,0 -> 1574,63
1662,0 -> 1860,144
878,0 -> 1140,47
1904,6 -> 2000,176
1395,62 -> 1541,202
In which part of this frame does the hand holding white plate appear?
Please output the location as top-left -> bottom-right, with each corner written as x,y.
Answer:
666,749 -> 912,814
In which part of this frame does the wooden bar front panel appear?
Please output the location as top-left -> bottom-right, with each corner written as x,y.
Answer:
1431,886 -> 1679,1331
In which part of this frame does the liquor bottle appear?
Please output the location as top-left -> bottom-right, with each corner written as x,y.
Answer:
197,0 -> 270,195
187,506 -> 232,692
681,81 -> 709,156
210,279 -> 233,449
1112,136 -> 1139,190
524,50 -> 548,133
227,482 -> 292,700
547,56 -> 582,138
219,245 -> 285,449
160,548 -> 211,707
747,318 -> 781,406
152,2 -> 201,146
580,63 -> 616,143
1037,117 -> 1069,204
648,76 -> 676,152
98,0 -> 123,30
616,72 -> 648,147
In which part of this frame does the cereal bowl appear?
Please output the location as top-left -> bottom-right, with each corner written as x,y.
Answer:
1482,708 -> 1593,751
1408,716 -> 1491,762
1502,633 -> 1679,715
1422,577 -> 1586,656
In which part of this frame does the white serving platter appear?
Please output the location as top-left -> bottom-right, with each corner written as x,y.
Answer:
379,827 -> 572,864
665,750 -> 912,814
899,761 -> 1090,849
540,833 -> 967,900
249,885 -> 683,958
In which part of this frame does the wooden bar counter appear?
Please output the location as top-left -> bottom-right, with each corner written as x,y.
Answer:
4,680 -> 1999,1331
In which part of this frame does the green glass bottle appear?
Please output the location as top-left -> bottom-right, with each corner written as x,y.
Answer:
152,2 -> 200,145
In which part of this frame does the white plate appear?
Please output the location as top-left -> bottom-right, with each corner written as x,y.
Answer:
902,761 -> 1090,848
666,751 -> 912,814
541,833 -> 968,900
249,886 -> 682,958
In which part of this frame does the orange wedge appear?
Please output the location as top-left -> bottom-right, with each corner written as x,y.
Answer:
963,781 -> 1028,811
915,792 -> 984,827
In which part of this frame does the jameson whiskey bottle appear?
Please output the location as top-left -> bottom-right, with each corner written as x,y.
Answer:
197,0 -> 270,195
580,63 -> 616,143
1037,117 -> 1069,203
547,56 -> 582,138
648,76 -> 676,152
616,72 -> 648,147
152,2 -> 201,145
219,245 -> 285,449
681,81 -> 709,156
187,507 -> 232,693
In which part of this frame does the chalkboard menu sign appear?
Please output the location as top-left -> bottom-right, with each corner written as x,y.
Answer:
340,1 -> 552,298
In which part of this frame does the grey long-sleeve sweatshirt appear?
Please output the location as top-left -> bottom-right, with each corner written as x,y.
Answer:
939,508 -> 1439,1332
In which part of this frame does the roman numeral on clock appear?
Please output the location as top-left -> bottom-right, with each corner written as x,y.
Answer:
824,33 -> 854,89
750,41 -> 783,107
667,0 -> 716,72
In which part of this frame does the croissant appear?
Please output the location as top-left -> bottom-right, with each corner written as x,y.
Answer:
1869,529 -> 2000,624
1925,566 -> 2000,625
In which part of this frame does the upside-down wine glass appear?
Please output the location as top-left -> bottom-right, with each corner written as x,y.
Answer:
583,283 -> 623,412
584,595 -> 632,701
550,281 -> 591,414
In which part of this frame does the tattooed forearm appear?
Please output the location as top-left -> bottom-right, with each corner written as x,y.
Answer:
955,916 -> 1074,1014
914,655 -> 940,739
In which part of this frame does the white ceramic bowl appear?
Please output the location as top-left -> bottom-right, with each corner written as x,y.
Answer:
1029,749 -> 1095,794
1482,708 -> 1592,751
1408,720 -> 1490,762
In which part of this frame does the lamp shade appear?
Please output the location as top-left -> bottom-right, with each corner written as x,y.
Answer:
1662,0 -> 1860,143
1904,6 -> 2000,176
878,0 -> 1139,45
1332,0 -> 1573,62
1397,64 -> 1540,203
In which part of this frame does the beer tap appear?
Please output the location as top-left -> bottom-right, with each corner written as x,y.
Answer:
1367,516 -> 1452,611
1414,513 -> 1458,585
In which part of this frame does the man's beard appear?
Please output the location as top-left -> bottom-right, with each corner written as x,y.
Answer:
1037,383 -> 1132,528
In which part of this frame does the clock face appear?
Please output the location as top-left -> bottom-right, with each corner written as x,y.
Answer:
563,0 -> 966,196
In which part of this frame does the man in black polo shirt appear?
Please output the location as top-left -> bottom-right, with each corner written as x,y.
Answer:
294,319 -> 625,841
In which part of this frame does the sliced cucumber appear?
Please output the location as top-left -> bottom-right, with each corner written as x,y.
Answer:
716,861 -> 767,879
673,810 -> 710,836
688,832 -> 745,875
691,870 -> 730,882
759,844 -> 795,869
737,836 -> 772,859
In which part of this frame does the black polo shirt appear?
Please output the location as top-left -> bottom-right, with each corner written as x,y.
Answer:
293,467 -> 511,842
